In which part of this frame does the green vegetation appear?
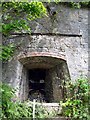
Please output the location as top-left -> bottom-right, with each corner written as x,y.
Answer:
1,1 -> 90,36
60,78 -> 90,120
68,1 -> 90,8
0,78 -> 89,119
0,83 -> 33,119
1,1 -> 47,61
0,83 -> 15,118
1,1 -> 90,61
1,1 -> 89,119
0,44 -> 15,61
2,1 -> 47,36
0,83 -> 56,119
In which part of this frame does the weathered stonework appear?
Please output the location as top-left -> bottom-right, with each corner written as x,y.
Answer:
2,3 -> 89,102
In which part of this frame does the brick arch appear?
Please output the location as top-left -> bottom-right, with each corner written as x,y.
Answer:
17,52 -> 69,102
17,52 -> 66,69
16,52 -> 70,102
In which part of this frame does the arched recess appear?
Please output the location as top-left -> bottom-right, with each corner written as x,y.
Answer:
18,53 -> 70,102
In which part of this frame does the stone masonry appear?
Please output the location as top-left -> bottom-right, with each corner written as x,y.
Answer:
2,3 -> 89,102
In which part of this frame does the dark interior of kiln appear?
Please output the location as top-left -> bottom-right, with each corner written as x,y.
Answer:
20,59 -> 70,102
28,69 -> 50,102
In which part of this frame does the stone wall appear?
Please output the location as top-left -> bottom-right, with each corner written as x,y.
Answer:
6,35 -> 88,80
2,3 -> 89,101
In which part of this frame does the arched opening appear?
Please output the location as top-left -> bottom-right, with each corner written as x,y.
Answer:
19,56 -> 70,103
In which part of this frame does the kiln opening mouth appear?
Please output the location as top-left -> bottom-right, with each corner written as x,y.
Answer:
28,69 -> 47,102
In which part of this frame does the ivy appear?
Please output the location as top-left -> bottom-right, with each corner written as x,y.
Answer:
60,78 -> 90,120
1,1 -> 89,66
68,1 -> 90,8
0,83 -> 56,119
1,1 -> 90,36
0,44 -> 15,61
1,1 -> 48,61
1,1 -> 47,36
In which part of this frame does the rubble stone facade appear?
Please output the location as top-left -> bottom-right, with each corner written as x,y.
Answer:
3,3 -> 89,102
